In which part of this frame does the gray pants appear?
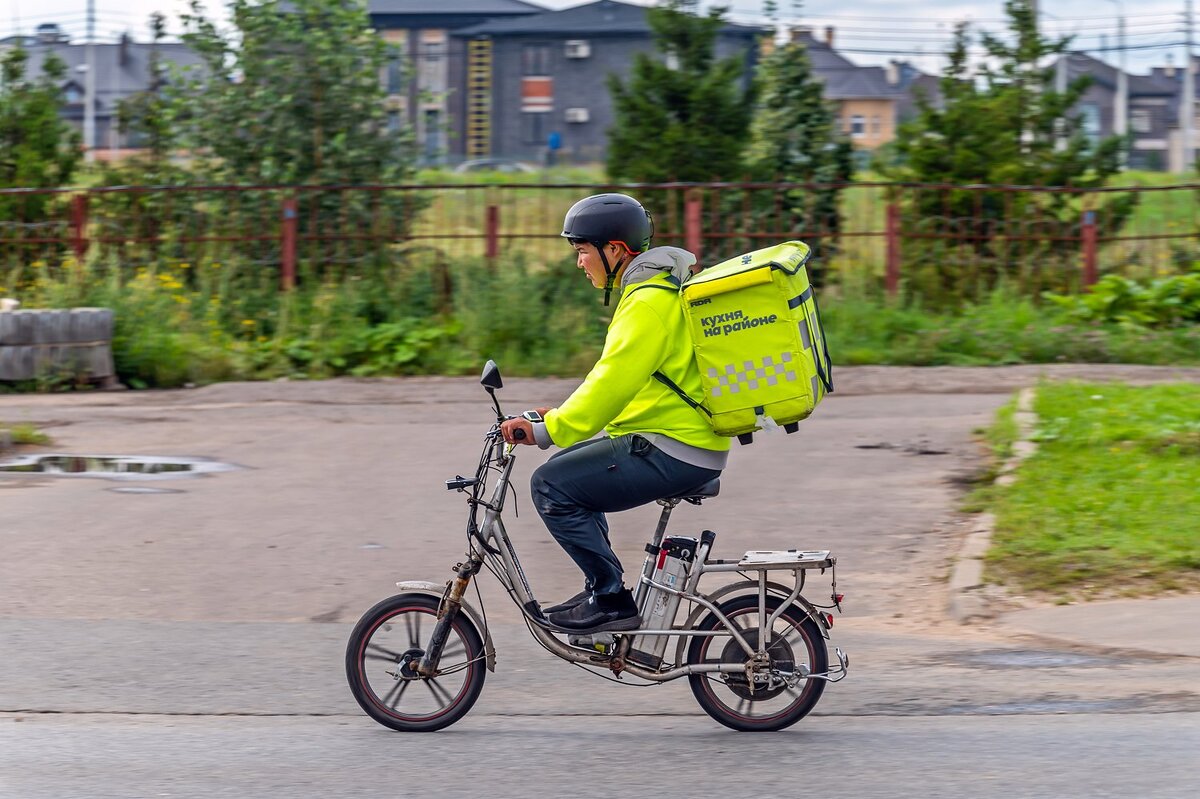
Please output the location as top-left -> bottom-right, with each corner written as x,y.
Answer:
530,435 -> 721,596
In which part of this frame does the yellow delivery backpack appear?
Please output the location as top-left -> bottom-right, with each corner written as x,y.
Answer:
653,241 -> 832,444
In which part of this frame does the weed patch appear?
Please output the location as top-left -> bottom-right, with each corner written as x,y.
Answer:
980,382 -> 1200,599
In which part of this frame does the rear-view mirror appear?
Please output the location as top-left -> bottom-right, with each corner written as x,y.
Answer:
480,360 -> 503,390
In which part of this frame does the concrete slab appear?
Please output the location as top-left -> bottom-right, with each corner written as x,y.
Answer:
1000,596 -> 1200,658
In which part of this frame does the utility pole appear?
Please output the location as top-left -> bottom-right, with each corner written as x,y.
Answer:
83,0 -> 96,162
1185,0 -> 1196,174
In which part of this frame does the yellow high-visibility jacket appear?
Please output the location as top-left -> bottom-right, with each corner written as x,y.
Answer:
543,248 -> 730,460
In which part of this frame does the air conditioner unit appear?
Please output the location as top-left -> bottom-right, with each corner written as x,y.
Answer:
564,107 -> 590,123
564,40 -> 591,59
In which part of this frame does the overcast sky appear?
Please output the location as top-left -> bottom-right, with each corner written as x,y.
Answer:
3,0 -> 1193,76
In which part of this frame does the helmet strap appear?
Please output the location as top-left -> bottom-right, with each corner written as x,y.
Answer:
597,244 -> 616,306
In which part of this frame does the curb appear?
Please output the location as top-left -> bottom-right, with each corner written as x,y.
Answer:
948,387 -> 1038,622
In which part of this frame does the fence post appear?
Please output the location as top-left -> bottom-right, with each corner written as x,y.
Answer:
485,204 -> 499,263
885,201 -> 900,297
684,188 -> 702,269
70,194 -> 89,262
281,196 -> 298,291
1081,210 -> 1098,289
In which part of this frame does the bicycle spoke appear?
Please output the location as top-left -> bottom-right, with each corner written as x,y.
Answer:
366,642 -> 402,662
405,612 -> 423,648
382,678 -> 410,710
441,639 -> 466,661
426,677 -> 453,706
779,628 -> 805,649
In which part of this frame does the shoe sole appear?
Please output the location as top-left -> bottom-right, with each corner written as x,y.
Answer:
548,615 -> 642,634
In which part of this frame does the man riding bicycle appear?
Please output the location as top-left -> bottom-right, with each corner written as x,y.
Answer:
500,193 -> 729,634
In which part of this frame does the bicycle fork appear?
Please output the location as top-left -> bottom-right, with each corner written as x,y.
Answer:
416,557 -> 482,677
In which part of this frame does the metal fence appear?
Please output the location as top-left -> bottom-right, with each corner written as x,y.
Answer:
2,181 -> 1197,296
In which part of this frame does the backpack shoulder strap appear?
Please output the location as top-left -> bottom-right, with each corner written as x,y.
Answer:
652,371 -> 712,419
623,273 -> 681,298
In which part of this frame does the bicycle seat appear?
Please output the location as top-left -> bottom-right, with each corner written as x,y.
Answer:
664,477 -> 720,505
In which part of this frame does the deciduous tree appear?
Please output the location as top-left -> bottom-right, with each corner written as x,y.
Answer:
607,0 -> 754,182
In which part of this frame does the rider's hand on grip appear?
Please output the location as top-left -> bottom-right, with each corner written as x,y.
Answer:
500,416 -> 535,445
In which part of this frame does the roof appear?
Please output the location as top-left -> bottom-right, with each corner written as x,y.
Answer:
454,0 -> 767,38
21,41 -> 205,112
789,30 -> 855,72
1061,52 -> 1178,97
785,30 -> 912,100
368,0 -> 544,13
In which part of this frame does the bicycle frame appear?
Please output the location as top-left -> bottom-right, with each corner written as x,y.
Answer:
421,425 -> 848,686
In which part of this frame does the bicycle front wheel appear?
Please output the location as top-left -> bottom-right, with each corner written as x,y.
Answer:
686,594 -> 827,732
346,593 -> 486,732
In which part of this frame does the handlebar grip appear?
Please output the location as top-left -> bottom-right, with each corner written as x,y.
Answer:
513,428 -> 527,441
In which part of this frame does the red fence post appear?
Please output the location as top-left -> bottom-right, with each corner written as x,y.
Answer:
70,194 -> 89,261
485,204 -> 499,262
1081,210 -> 1098,289
281,196 -> 298,291
885,201 -> 900,297
684,188 -> 702,269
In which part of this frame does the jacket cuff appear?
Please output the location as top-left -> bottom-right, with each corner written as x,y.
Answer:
532,421 -> 554,449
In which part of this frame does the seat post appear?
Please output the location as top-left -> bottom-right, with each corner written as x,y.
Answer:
634,499 -> 679,607
652,498 -> 678,543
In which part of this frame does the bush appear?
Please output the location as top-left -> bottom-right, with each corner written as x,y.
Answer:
1044,267 -> 1200,328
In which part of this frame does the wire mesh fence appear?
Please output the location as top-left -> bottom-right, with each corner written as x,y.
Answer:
1,181 -> 1196,300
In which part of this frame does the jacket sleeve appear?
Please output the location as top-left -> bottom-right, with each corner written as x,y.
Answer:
543,299 -> 668,447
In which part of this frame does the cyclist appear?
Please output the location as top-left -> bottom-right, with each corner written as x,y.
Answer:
500,193 -> 729,634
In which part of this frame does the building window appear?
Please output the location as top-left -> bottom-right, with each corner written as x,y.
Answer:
522,112 -> 546,145
419,31 -> 447,95
387,111 -> 401,134
63,84 -> 83,104
1130,108 -> 1152,134
522,44 -> 550,76
1079,103 -> 1101,139
850,115 -> 865,138
386,45 -> 405,95
423,109 -> 441,157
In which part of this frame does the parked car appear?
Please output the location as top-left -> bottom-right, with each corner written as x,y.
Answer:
452,158 -> 537,174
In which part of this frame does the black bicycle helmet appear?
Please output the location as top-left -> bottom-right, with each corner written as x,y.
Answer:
560,193 -> 653,253
560,193 -> 653,304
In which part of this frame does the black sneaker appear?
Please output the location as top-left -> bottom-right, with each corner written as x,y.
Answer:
548,588 -> 640,633
543,589 -> 592,615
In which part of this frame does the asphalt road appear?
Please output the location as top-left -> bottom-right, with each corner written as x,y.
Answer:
2,366 -> 1198,798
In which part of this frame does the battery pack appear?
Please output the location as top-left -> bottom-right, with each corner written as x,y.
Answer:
629,536 -> 697,668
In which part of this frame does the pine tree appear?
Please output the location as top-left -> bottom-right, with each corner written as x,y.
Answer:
746,36 -> 852,272
607,0 -> 755,182
879,0 -> 1133,304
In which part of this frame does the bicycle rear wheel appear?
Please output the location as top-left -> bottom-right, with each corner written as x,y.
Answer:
686,594 -> 827,732
346,593 -> 486,732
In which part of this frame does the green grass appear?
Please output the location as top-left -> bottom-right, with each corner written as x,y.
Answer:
824,288 -> 1200,367
1,423 -> 49,445
982,382 -> 1200,599
5,249 -> 1198,391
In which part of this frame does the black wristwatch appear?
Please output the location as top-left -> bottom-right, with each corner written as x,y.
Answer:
521,410 -> 544,423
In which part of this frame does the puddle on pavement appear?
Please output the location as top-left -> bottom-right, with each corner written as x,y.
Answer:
109,486 -> 186,494
945,698 -> 1141,715
945,649 -> 1123,669
0,454 -> 241,481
